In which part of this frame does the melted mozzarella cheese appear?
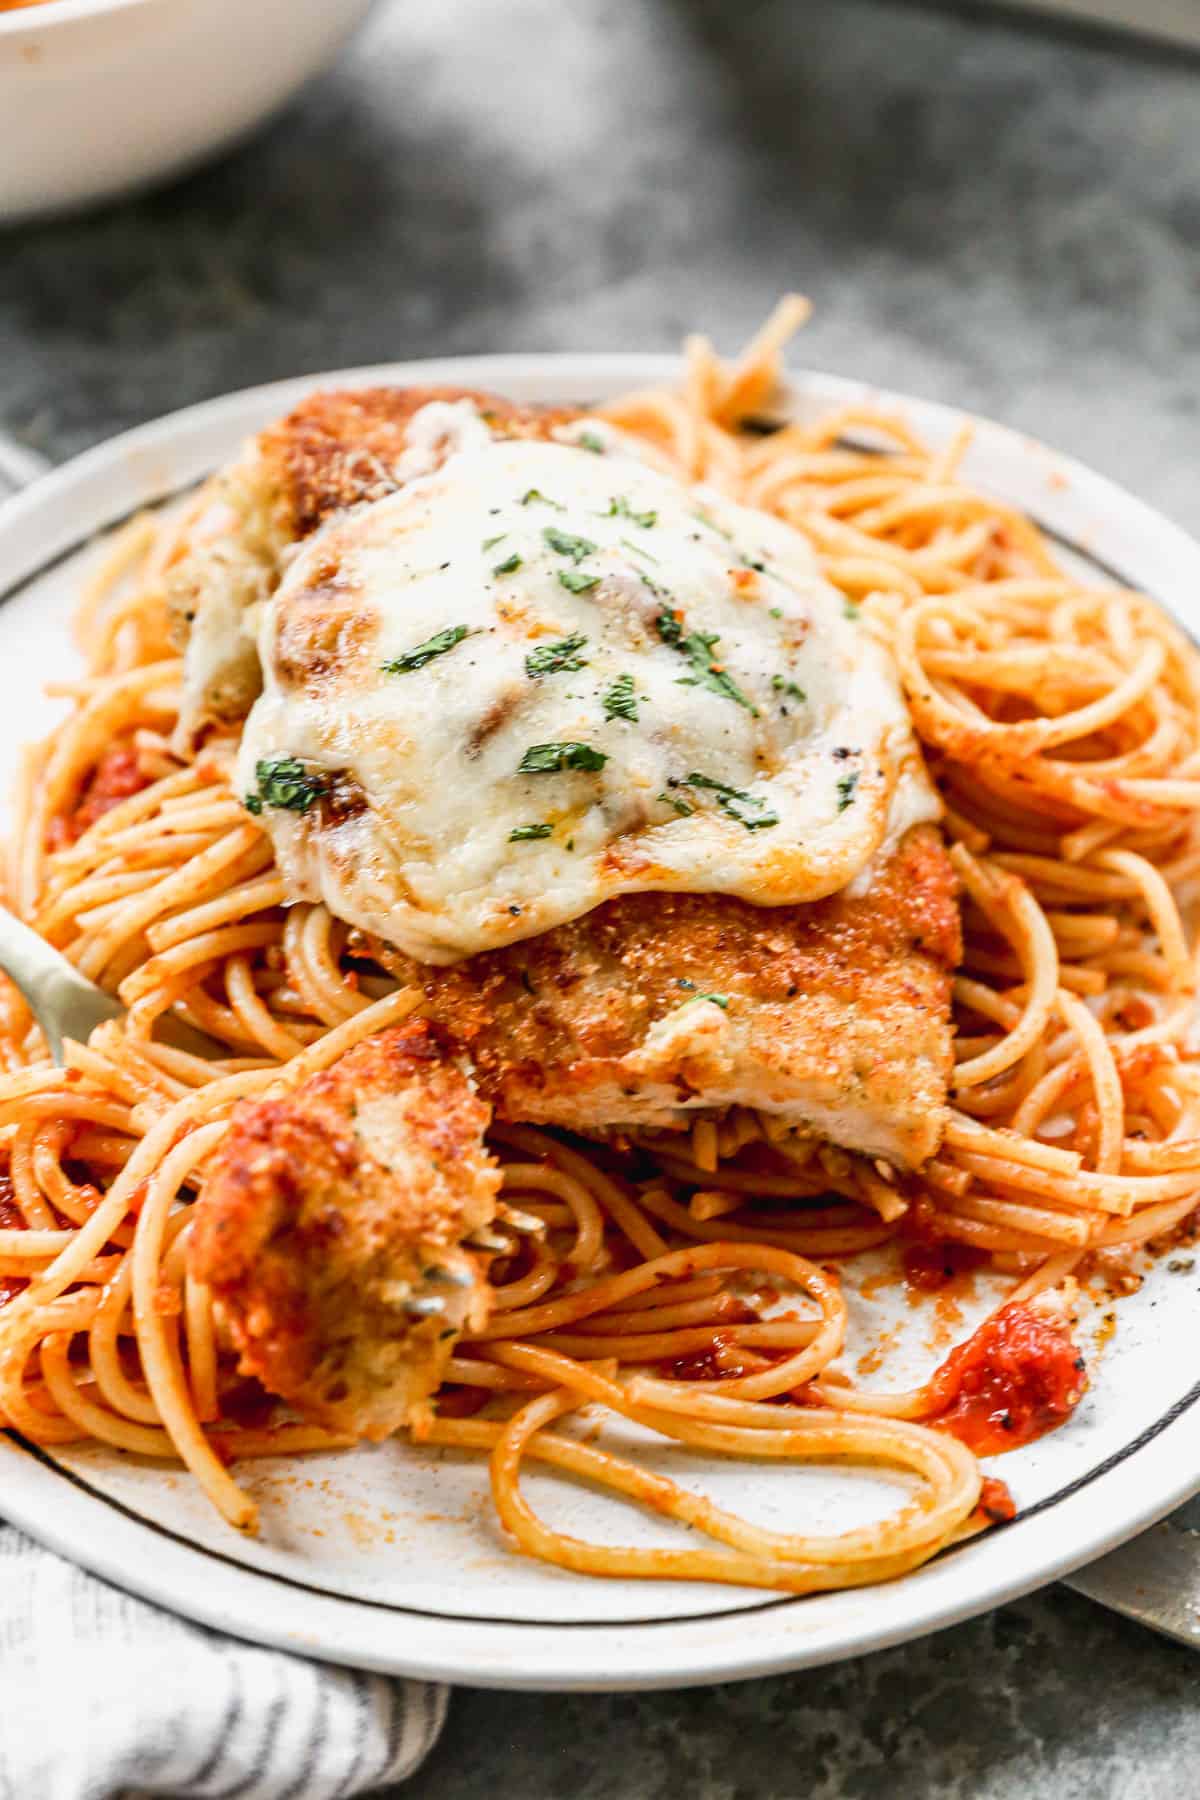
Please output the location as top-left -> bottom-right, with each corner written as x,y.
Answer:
238,414 -> 939,963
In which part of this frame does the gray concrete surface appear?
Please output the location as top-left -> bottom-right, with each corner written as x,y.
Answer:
3,2 -> 1199,1792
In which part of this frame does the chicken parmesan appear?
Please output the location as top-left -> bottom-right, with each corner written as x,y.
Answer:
163,381 -> 956,1166
5,300 -> 1196,1606
234,416 -> 939,962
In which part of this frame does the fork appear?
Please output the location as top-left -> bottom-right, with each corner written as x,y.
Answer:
0,901 -> 230,1066
0,905 -> 125,1064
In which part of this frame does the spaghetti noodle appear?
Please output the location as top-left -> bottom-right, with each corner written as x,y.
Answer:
1,298 -> 1198,1594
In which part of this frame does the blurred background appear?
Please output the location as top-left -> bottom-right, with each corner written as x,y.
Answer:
3,0 -> 1198,528
3,1 -> 1200,1794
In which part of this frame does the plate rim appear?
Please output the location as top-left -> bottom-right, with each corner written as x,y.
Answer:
1,349 -> 1198,1689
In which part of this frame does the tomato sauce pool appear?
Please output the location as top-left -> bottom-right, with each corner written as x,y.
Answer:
923,1302 -> 1087,1457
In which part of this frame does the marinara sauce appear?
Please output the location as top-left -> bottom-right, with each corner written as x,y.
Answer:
923,1302 -> 1087,1457
0,1173 -> 28,1309
48,746 -> 151,849
902,1241 -> 987,1294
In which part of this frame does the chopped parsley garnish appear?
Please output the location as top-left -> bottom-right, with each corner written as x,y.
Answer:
676,988 -> 730,1013
844,600 -> 860,620
519,742 -> 608,774
482,533 -> 506,551
579,430 -> 606,454
681,646 -> 755,711
558,569 -> 600,594
693,505 -> 734,542
678,631 -> 756,711
602,673 -> 638,722
606,494 -> 657,529
769,607 -> 784,619
684,772 -> 746,796
772,675 -> 806,701
509,822 -> 554,841
543,526 -> 597,563
681,771 -> 779,831
620,536 -> 658,563
526,633 -> 589,677
658,789 -> 694,817
654,611 -> 756,713
837,771 -> 860,812
245,757 -> 327,815
520,488 -> 564,509
381,624 -> 475,674
492,552 -> 522,576
676,633 -> 752,709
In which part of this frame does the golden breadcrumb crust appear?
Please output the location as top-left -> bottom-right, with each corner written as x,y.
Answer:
174,385 -> 958,1167
368,824 -> 960,1167
190,1019 -> 499,1439
257,384 -> 580,541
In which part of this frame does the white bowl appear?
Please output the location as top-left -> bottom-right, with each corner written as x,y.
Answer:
0,0 -> 378,222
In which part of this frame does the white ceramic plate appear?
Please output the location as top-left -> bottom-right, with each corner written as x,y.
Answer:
1,355 -> 1198,1690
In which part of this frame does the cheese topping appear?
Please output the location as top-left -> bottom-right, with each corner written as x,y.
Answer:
238,410 -> 939,963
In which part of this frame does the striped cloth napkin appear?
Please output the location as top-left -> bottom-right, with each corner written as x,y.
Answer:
0,1528 -> 447,1800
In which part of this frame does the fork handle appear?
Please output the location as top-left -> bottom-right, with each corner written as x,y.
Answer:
1065,1514 -> 1200,1647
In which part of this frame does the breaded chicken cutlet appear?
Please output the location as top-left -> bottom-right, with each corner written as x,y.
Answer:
191,1020 -> 499,1438
180,380 -> 960,1442
365,822 -> 958,1166
170,383 -> 959,1166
